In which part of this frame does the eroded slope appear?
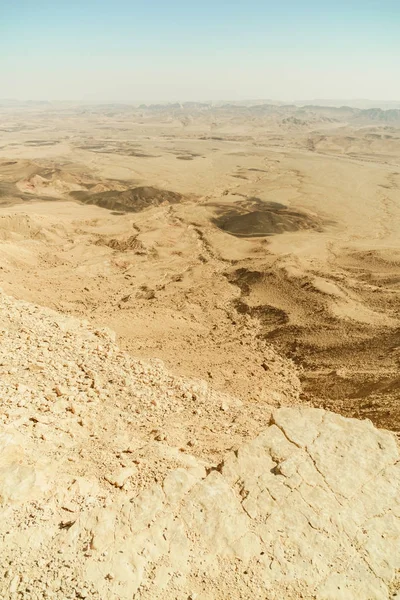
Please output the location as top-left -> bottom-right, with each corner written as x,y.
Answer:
0,290 -> 399,599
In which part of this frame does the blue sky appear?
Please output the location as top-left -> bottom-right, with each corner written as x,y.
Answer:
1,0 -> 399,101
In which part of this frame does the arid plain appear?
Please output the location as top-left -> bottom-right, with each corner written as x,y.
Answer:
2,102 -> 400,431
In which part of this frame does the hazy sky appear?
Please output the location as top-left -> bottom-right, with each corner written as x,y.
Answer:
1,0 -> 400,102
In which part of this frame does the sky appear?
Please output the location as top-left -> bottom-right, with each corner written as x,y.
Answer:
1,0 -> 400,102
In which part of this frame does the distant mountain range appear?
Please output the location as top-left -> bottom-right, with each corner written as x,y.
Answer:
1,98 -> 400,125
292,99 -> 400,110
135,102 -> 400,126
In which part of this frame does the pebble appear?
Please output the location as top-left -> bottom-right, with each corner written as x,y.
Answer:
17,383 -> 29,394
9,575 -> 20,593
105,466 -> 137,488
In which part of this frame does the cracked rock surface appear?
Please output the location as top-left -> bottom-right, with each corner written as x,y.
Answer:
0,290 -> 399,599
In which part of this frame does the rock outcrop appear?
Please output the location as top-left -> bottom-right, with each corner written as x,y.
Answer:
0,290 -> 399,599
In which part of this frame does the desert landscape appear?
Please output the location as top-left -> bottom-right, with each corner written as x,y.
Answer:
1,101 -> 400,598
2,102 -> 400,428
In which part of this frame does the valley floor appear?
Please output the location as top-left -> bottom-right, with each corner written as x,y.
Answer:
1,103 -> 400,431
